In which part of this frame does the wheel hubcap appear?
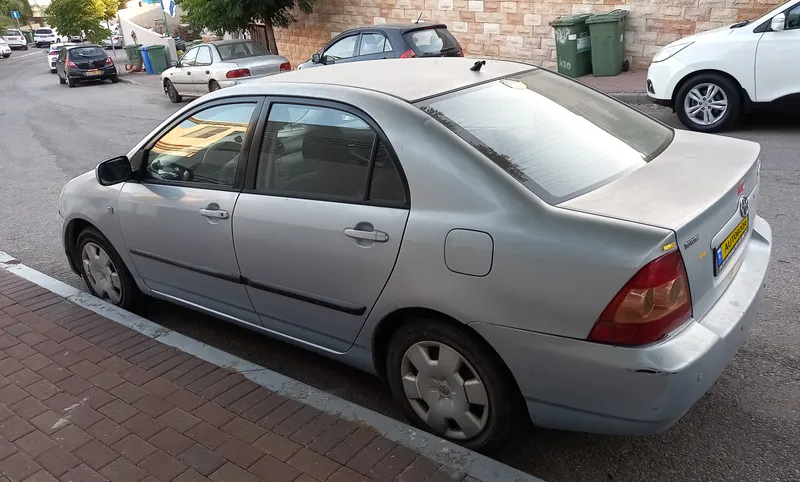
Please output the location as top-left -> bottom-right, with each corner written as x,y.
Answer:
684,82 -> 728,126
400,341 -> 489,440
81,242 -> 122,304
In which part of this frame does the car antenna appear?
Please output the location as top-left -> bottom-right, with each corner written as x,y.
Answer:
415,12 -> 423,24
470,60 -> 486,72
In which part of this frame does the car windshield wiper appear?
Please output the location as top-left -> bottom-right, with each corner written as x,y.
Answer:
731,19 -> 751,28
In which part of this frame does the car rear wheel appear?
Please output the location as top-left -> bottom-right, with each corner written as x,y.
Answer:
209,80 -> 221,92
68,78 -> 75,88
386,318 -> 516,451
165,80 -> 182,103
110,74 -> 119,83
76,227 -> 140,309
23,44 -> 27,50
50,69 -> 56,74
675,73 -> 741,133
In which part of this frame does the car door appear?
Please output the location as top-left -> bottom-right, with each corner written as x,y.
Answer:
355,31 -> 394,62
191,45 -> 214,95
117,97 -> 263,324
320,33 -> 360,66
755,3 -> 800,102
233,100 -> 409,353
167,47 -> 198,96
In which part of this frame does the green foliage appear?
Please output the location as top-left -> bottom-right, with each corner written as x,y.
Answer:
44,0 -> 117,42
1,0 -> 32,29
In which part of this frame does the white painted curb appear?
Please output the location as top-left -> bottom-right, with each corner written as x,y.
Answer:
0,252 -> 542,482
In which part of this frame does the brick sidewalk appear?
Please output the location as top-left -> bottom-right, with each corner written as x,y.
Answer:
0,269 -> 469,482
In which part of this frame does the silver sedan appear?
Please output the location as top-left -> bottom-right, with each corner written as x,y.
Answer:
160,39 -> 290,103
59,58 -> 772,450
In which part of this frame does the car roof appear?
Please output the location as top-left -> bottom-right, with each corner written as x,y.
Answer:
344,23 -> 448,32
257,57 -> 533,102
210,39 -> 259,46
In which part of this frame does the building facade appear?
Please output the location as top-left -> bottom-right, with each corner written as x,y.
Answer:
275,0 -> 782,70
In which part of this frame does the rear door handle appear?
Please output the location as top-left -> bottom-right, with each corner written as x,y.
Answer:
344,228 -> 389,242
200,208 -> 229,219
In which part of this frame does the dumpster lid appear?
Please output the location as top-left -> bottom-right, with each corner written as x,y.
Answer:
585,9 -> 630,24
145,45 -> 165,50
550,13 -> 591,27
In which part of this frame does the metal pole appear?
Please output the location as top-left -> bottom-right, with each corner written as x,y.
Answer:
162,10 -> 170,38
107,19 -> 117,57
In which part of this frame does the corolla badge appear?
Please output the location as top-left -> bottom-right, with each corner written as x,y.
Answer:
739,196 -> 750,218
684,234 -> 700,249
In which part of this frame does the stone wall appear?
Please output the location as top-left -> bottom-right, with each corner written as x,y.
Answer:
275,0 -> 781,71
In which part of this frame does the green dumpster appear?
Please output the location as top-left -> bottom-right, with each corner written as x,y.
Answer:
22,31 -> 32,45
144,45 -> 168,74
124,44 -> 143,68
550,14 -> 592,78
586,9 -> 629,76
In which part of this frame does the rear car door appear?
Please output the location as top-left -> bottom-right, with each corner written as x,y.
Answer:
168,47 -> 198,96
232,100 -> 409,353
755,3 -> 800,102
117,97 -> 263,324
191,45 -> 214,95
355,31 -> 394,62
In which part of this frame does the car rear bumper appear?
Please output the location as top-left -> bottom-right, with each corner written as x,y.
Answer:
67,66 -> 118,80
470,216 -> 772,436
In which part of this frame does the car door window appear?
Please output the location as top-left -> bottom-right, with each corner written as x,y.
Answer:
323,35 -> 358,60
144,102 -> 258,187
786,5 -> 800,29
358,33 -> 392,55
195,46 -> 212,66
181,47 -> 198,67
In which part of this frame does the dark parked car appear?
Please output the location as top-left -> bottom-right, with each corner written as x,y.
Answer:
296,23 -> 463,69
56,45 -> 119,88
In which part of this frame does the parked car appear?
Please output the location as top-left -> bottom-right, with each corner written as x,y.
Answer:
59,58 -> 772,450
296,23 -> 463,70
47,42 -> 75,73
68,34 -> 84,42
160,39 -> 290,103
647,0 -> 800,132
0,38 -> 11,58
34,28 -> 60,47
3,29 -> 27,50
102,34 -> 123,49
56,45 -> 119,87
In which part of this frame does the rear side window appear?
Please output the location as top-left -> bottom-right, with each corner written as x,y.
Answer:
70,47 -> 106,58
403,28 -> 460,56
417,69 -> 674,204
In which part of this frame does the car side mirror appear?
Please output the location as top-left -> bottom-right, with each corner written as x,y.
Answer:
96,156 -> 132,186
171,60 -> 178,67
771,13 -> 786,31
322,55 -> 335,65
312,53 -> 321,63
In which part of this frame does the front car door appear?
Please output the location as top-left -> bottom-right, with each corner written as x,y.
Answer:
168,47 -> 198,96
320,33 -> 360,66
755,2 -> 800,102
355,31 -> 394,62
233,100 -> 409,353
191,45 -> 214,95
117,97 -> 263,323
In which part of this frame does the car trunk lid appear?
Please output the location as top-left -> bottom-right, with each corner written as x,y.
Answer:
560,130 -> 761,322
234,56 -> 282,77
69,47 -> 107,69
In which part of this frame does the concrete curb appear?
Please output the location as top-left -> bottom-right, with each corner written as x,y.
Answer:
609,92 -> 652,105
0,251 -> 543,482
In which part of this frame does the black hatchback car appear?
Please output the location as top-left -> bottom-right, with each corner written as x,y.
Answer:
56,45 -> 119,88
296,23 -> 463,69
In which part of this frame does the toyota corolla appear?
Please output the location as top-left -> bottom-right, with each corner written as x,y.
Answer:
58,58 -> 772,450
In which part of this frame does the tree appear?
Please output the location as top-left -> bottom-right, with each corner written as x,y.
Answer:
0,0 -> 32,29
175,0 -> 315,54
44,0 -> 118,43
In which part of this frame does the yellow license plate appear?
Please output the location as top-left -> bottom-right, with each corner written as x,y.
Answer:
87,69 -> 101,75
714,216 -> 748,274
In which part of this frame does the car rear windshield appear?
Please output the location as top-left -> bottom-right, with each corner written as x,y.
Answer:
69,47 -> 105,58
416,69 -> 674,204
217,41 -> 269,61
5,29 -> 22,36
36,29 -> 53,34
402,27 -> 460,56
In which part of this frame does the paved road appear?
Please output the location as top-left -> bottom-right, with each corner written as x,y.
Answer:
2,52 -> 799,482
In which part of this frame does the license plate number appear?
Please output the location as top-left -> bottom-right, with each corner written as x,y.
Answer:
714,216 -> 749,275
87,69 -> 101,75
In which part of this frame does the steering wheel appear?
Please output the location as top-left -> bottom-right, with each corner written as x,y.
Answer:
149,159 -> 193,182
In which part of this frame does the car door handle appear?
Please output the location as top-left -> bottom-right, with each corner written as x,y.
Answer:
187,72 -> 191,75
344,228 -> 389,242
200,208 -> 229,219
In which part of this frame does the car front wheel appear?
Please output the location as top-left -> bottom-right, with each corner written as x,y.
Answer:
675,73 -> 741,133
165,80 -> 182,103
386,318 -> 517,452
76,227 -> 140,309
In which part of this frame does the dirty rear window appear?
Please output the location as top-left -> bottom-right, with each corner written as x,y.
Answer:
417,68 -> 674,204
35,29 -> 53,34
403,28 -> 460,56
5,29 -> 22,36
217,41 -> 269,61
70,47 -> 106,57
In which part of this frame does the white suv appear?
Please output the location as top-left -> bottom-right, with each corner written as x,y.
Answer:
647,0 -> 800,132
33,28 -> 60,48
3,28 -> 27,50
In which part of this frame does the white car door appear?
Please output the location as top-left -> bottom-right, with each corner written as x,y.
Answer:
167,47 -> 198,96
755,3 -> 800,102
191,45 -> 214,95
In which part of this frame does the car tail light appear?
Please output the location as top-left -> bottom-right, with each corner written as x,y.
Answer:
226,68 -> 251,78
66,59 -> 78,69
279,61 -> 291,72
105,57 -> 113,65
588,250 -> 692,346
458,47 -> 464,57
399,49 -> 416,58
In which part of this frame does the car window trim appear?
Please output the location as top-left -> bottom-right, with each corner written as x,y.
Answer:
754,2 -> 799,32
242,96 -> 410,209
195,45 -> 213,66
134,96 -> 265,192
356,31 -> 392,57
324,33 -> 360,60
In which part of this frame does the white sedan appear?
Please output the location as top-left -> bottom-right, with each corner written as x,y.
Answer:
47,42 -> 75,72
0,38 -> 11,58
647,0 -> 800,132
3,28 -> 27,50
161,39 -> 290,103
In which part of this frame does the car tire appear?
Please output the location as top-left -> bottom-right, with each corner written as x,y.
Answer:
68,78 -> 75,88
76,227 -> 141,309
23,44 -> 28,50
50,69 -> 56,74
110,75 -> 119,83
386,318 -> 517,452
675,73 -> 741,133
209,80 -> 221,92
165,80 -> 182,103
59,75 -> 66,85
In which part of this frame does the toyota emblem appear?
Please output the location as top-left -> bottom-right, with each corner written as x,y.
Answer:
739,196 -> 749,218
